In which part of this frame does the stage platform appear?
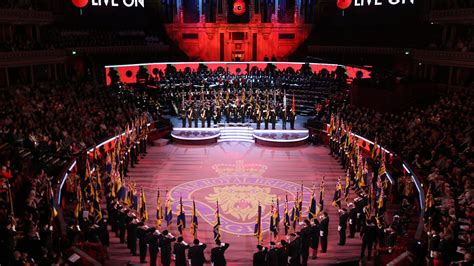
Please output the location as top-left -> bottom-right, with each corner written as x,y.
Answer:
106,142 -> 363,266
171,123 -> 309,146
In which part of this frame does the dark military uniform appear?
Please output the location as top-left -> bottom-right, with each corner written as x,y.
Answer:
338,209 -> 349,245
310,222 -> 320,259
360,220 -> 378,260
159,234 -> 176,266
147,232 -> 160,266
126,219 -> 138,255
252,247 -> 267,266
288,236 -> 302,266
300,226 -> 312,266
188,243 -> 207,266
320,215 -> 329,253
173,242 -> 190,266
211,243 -> 230,266
349,206 -> 357,238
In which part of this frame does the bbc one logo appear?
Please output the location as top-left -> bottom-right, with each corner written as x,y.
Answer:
71,0 -> 145,9
336,0 -> 415,10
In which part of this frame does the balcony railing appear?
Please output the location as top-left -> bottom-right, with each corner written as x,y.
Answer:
0,8 -> 53,24
429,8 -> 474,23
308,45 -> 474,67
0,44 -> 170,67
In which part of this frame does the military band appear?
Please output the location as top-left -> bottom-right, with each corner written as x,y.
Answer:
175,87 -> 297,130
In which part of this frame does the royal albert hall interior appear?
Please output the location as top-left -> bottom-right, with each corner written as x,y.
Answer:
0,0 -> 473,265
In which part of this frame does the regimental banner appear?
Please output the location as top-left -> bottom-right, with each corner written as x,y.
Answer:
169,161 -> 312,235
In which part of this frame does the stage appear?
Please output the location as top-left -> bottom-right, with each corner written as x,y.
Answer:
106,142 -> 362,265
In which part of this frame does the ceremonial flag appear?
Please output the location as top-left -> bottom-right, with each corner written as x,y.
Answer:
344,170 -> 351,201
47,181 -> 58,222
165,192 -> 172,227
177,196 -> 186,235
332,177 -> 342,209
378,158 -> 386,178
424,185 -> 434,226
117,177 -> 126,201
316,177 -> 325,215
284,194 -> 290,235
283,90 -> 287,108
75,188 -> 83,224
138,188 -> 148,222
365,185 -> 373,220
371,137 -> 378,159
270,200 -> 279,239
290,198 -> 297,231
105,151 -> 112,174
309,185 -> 317,220
191,199 -> 198,239
156,190 -> 163,227
254,203 -> 263,244
297,183 -> 303,221
132,189 -> 139,210
357,162 -> 364,188
213,201 -> 221,241
92,181 -> 102,223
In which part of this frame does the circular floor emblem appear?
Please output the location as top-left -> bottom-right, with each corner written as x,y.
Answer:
169,161 -> 311,235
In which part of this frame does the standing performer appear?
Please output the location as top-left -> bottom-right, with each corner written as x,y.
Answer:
211,240 -> 230,266
360,217 -> 378,260
200,106 -> 206,128
319,212 -> 329,253
264,105 -> 270,130
173,236 -> 190,266
187,106 -> 193,128
193,105 -> 199,128
159,230 -> 176,266
310,219 -> 320,259
188,239 -> 207,266
338,208 -> 349,246
181,106 -> 187,127
300,219 -> 312,266
289,108 -> 296,130
282,107 -> 288,130
348,203 -> 357,238
270,105 -> 277,130
255,105 -> 262,130
206,105 -> 212,128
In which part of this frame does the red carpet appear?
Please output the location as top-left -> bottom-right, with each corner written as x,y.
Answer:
106,142 -> 363,265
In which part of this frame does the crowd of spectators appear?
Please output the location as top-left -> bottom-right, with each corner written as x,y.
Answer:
0,82 -> 163,265
317,89 -> 473,265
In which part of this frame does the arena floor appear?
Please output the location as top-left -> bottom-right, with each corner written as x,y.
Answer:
106,142 -> 362,265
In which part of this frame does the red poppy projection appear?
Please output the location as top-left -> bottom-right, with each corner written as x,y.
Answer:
72,0 -> 88,8
337,0 -> 352,10
233,0 -> 246,16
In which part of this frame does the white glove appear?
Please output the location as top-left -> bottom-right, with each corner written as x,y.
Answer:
221,243 -> 225,247
338,226 -> 341,231
320,231 -> 324,237
349,219 -> 353,225
357,213 -> 361,218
